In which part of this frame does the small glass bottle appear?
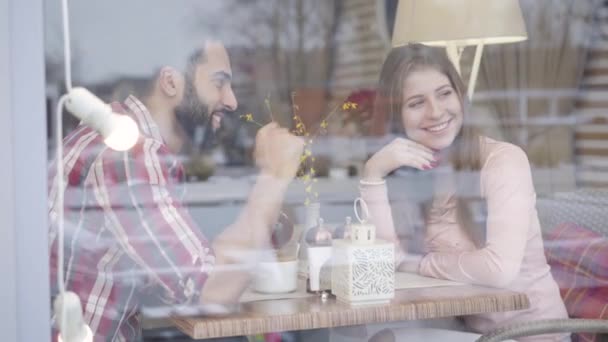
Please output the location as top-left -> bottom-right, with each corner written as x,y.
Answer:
333,216 -> 352,240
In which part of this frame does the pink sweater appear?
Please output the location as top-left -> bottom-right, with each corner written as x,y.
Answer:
360,137 -> 569,341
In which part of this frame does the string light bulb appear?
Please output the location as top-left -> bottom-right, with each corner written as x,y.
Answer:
53,292 -> 93,342
64,87 -> 139,151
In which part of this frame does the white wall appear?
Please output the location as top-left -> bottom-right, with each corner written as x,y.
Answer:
0,0 -> 18,340
0,0 -> 51,340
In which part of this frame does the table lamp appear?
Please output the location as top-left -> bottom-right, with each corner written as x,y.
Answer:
391,0 -> 528,100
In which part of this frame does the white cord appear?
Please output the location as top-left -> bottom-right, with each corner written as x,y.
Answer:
61,0 -> 72,91
55,95 -> 68,295
58,0 -> 73,337
55,95 -> 68,340
57,0 -> 74,296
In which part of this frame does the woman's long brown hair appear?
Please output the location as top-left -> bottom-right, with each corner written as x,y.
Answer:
373,44 -> 486,247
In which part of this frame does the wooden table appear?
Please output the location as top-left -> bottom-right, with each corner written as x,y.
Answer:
171,286 -> 530,339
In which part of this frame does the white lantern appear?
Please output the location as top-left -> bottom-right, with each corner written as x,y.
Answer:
331,198 -> 394,305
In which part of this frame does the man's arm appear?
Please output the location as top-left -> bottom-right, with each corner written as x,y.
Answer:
97,123 -> 302,306
200,174 -> 290,303
200,123 -> 304,304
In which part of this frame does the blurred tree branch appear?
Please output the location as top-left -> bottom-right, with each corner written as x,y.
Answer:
193,0 -> 344,125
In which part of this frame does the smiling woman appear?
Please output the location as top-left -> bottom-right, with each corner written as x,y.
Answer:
400,69 -> 463,151
365,44 -> 482,182
359,44 -> 570,341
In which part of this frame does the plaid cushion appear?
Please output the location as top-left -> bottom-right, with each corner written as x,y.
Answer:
546,223 -> 608,284
545,223 -> 608,342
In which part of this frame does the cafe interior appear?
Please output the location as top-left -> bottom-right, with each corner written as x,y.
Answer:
4,0 -> 607,341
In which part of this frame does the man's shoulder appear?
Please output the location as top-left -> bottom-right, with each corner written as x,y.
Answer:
63,127 -> 173,174
63,96 -> 176,177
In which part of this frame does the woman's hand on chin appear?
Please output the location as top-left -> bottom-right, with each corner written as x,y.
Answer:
363,137 -> 438,181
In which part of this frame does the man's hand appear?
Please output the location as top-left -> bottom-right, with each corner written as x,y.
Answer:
363,137 -> 437,181
254,123 -> 305,179
200,123 -> 304,305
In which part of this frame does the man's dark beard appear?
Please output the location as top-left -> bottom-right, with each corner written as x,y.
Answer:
174,76 -> 214,153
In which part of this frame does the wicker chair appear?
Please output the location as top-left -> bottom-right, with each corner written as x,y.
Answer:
476,319 -> 608,342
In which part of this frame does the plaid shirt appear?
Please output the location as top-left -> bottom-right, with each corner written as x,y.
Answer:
48,95 -> 215,341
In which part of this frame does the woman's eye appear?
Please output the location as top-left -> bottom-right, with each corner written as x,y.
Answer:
408,101 -> 424,109
439,90 -> 453,98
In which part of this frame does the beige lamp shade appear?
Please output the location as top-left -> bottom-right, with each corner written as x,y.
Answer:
392,0 -> 528,47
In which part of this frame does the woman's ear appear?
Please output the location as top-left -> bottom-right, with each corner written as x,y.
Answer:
158,67 -> 183,99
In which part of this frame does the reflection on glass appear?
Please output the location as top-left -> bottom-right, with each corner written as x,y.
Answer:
43,1 -> 607,341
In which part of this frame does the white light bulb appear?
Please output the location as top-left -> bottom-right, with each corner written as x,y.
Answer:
103,114 -> 139,151
65,87 -> 139,151
54,292 -> 94,342
58,325 -> 93,342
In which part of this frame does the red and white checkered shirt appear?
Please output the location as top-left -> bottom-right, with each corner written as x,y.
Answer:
48,95 -> 215,341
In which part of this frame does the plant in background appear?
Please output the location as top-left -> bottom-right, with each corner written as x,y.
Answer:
240,93 -> 358,206
291,92 -> 358,206
340,89 -> 376,136
184,153 -> 216,182
290,91 -> 318,207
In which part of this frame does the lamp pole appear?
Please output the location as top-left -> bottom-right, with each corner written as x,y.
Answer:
445,42 -> 484,102
467,42 -> 484,101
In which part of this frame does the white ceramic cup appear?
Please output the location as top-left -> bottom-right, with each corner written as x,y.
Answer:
253,260 -> 298,294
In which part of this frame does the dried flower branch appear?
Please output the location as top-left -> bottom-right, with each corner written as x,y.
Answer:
239,113 -> 264,127
240,93 -> 359,207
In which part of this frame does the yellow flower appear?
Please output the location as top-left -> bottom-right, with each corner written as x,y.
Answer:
240,113 -> 254,122
305,185 -> 312,193
320,120 -> 328,129
342,102 -> 358,111
304,198 -> 310,206
310,167 -> 316,175
305,149 -> 312,156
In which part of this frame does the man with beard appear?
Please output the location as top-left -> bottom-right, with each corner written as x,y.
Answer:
48,39 -> 304,340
